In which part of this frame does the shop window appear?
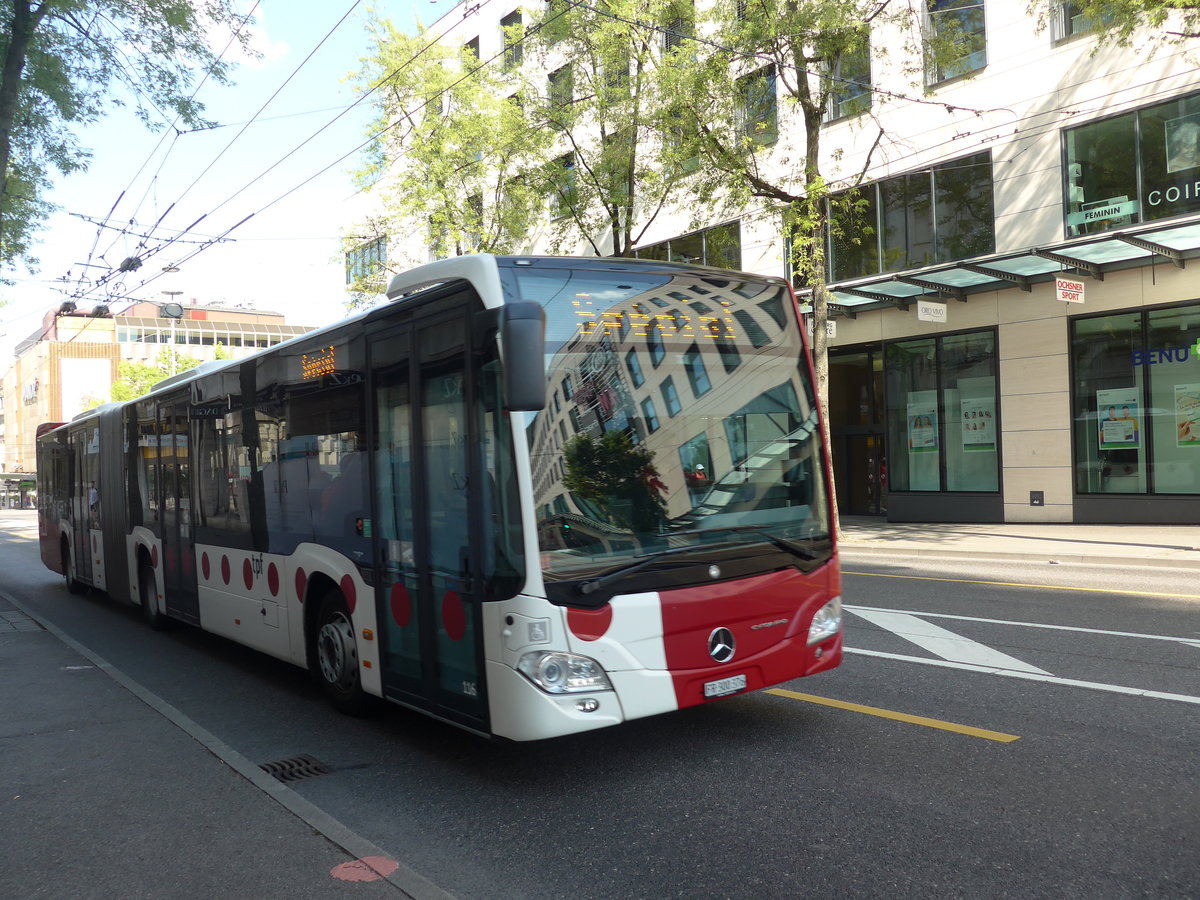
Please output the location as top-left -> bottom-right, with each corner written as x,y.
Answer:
830,152 -> 993,281
1071,306 -> 1200,496
885,330 -> 998,493
1064,92 -> 1200,237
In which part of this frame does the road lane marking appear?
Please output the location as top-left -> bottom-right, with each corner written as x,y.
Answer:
766,688 -> 1020,743
845,648 -> 1200,705
843,570 -> 1200,602
848,608 -> 1051,675
847,603 -> 1200,648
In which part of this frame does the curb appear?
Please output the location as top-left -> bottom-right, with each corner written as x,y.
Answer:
838,544 -> 1200,570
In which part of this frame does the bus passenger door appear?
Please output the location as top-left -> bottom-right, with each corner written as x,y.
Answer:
68,429 -> 92,584
369,309 -> 488,732
160,400 -> 200,623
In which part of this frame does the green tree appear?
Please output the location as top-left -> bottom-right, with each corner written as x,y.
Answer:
522,0 -> 692,256
344,14 -> 550,305
562,431 -> 667,534
0,0 -> 254,272
109,347 -> 201,401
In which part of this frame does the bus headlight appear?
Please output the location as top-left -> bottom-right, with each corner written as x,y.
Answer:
517,651 -> 612,694
807,596 -> 842,645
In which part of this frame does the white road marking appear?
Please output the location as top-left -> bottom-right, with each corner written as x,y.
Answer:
845,648 -> 1200,706
847,604 -> 1200,650
848,608 -> 1052,675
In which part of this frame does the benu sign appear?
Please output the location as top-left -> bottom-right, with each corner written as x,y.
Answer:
1056,277 -> 1085,304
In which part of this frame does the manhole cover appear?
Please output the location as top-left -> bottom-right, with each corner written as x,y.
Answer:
259,754 -> 334,783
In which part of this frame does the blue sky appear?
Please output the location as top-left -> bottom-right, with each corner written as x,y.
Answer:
1,0 -> 460,354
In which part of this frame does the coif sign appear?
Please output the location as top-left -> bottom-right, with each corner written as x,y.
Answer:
1055,277 -> 1085,304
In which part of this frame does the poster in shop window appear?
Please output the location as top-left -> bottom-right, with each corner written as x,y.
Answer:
1176,384 -> 1200,446
1096,388 -> 1141,450
960,398 -> 996,452
906,398 -> 939,453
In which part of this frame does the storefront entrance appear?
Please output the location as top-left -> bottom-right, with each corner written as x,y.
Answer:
829,349 -> 887,516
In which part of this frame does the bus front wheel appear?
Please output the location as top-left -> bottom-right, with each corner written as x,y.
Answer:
315,591 -> 371,715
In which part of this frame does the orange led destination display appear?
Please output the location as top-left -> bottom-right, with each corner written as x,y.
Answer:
570,295 -> 737,342
301,345 -> 337,380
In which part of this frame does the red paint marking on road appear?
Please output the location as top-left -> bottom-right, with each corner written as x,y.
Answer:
329,856 -> 399,883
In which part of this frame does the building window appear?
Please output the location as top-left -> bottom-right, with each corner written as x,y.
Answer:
1051,2 -> 1107,41
550,152 -> 576,218
647,322 -> 665,367
464,36 -> 480,59
927,0 -> 987,85
829,152 -> 994,281
625,349 -> 644,387
548,65 -> 573,109
345,236 -> 386,284
736,65 -> 778,144
636,220 -> 742,270
1064,91 -> 1200,238
641,397 -> 660,432
662,0 -> 694,53
501,10 -> 523,69
825,37 -> 872,122
1071,305 -> 1200,496
661,377 -> 681,416
683,344 -> 711,397
885,329 -> 998,493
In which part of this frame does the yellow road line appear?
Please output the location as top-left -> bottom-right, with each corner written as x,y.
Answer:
843,570 -> 1200,601
766,688 -> 1021,743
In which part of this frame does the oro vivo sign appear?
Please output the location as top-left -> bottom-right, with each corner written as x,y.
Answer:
1055,277 -> 1085,304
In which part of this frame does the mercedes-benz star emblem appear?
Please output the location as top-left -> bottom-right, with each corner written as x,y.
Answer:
708,627 -> 735,663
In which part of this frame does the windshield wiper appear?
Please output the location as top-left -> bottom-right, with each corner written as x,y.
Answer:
671,526 -> 822,562
576,540 -> 743,597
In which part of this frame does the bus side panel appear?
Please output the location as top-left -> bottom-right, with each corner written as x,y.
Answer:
36,425 -> 68,575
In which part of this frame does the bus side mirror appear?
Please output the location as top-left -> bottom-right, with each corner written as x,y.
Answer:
500,302 -> 546,412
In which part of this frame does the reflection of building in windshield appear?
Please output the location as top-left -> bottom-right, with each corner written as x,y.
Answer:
527,268 -> 817,556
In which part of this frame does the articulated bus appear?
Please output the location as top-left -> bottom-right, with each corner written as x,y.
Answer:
37,255 -> 841,740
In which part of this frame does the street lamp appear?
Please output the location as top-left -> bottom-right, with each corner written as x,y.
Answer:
160,289 -> 184,375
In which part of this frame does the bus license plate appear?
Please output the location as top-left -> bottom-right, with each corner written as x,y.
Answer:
703,674 -> 747,698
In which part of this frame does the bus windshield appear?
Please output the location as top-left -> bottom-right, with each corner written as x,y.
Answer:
507,260 -> 830,589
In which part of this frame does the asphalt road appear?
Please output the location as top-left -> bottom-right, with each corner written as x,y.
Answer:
3,513 -> 1197,899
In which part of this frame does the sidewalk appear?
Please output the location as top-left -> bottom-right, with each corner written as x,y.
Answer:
0,591 -> 449,900
838,516 -> 1200,570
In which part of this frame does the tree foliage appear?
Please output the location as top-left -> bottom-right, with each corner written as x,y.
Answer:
109,346 -> 202,401
562,430 -> 667,533
0,0 -> 254,272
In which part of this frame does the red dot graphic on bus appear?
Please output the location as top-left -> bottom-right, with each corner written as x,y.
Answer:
567,605 -> 613,641
165,546 -> 177,573
295,568 -> 307,604
390,583 -> 411,628
151,545 -> 159,568
183,551 -> 193,576
442,591 -> 466,641
340,574 -> 356,614
221,555 -> 231,586
202,553 -> 210,581
267,562 -> 279,597
243,558 -> 254,590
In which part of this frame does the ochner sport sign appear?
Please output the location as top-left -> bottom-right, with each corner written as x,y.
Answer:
1056,276 -> 1085,304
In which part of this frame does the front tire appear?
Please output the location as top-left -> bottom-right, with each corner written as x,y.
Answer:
315,590 -> 371,715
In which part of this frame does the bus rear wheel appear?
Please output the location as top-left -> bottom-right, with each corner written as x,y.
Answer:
315,591 -> 371,715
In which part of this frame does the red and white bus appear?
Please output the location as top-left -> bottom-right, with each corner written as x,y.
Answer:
37,255 -> 841,740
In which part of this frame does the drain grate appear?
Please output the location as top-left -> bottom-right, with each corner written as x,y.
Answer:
259,753 -> 334,783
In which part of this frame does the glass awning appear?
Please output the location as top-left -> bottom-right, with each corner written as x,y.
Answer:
806,214 -> 1200,317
